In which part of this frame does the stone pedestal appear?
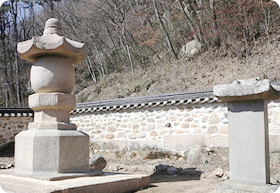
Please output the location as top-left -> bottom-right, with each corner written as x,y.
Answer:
214,78 -> 279,192
15,130 -> 89,173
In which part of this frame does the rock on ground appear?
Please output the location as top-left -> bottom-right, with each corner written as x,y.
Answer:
181,39 -> 202,57
89,154 -> 107,170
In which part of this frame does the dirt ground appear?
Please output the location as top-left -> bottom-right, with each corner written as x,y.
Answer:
102,156 -> 227,193
0,143 -> 279,193
0,143 -> 221,193
135,174 -> 220,193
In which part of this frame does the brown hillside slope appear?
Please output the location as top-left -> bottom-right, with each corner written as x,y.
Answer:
76,35 -> 280,103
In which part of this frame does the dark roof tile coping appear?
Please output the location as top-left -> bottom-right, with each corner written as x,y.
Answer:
71,81 -> 280,114
2,81 -> 280,116
71,89 -> 220,114
0,108 -> 34,117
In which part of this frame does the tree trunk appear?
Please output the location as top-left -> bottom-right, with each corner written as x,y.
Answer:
11,0 -> 22,107
161,0 -> 173,36
119,24 -> 135,75
153,0 -> 178,60
86,55 -> 97,82
1,7 -> 10,107
94,45 -> 105,77
184,2 -> 205,46
15,45 -> 22,107
3,46 -> 10,107
178,0 -> 198,41
104,22 -> 122,63
209,0 -> 220,46
126,44 -> 134,75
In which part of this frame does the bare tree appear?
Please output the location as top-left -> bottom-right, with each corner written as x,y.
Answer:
10,0 -> 22,107
177,0 -> 198,41
0,3 -> 10,107
209,0 -> 220,46
153,0 -> 177,60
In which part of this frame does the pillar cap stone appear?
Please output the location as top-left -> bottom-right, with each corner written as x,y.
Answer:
17,18 -> 85,64
213,78 -> 280,101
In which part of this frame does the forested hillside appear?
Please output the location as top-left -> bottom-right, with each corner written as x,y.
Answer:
1,0 -> 280,107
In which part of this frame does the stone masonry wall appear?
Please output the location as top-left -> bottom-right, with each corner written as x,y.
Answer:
71,101 -> 280,159
1,100 -> 280,159
0,117 -> 33,150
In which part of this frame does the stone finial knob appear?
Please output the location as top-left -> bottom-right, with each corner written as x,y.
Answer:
43,18 -> 63,36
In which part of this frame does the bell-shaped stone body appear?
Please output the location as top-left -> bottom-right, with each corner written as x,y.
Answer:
31,56 -> 75,94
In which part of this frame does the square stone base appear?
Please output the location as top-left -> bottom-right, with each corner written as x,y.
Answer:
15,130 -> 89,173
216,181 -> 279,193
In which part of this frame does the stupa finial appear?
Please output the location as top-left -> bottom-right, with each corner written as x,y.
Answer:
43,18 -> 63,36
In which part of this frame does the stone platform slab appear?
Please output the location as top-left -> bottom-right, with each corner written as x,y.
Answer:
0,169 -> 103,181
216,181 -> 279,193
0,172 -> 150,193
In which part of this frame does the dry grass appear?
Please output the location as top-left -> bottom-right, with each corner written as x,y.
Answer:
76,35 -> 280,103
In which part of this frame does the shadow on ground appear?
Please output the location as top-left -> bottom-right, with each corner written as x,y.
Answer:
128,168 -> 203,193
0,143 -> 14,158
149,168 -> 203,183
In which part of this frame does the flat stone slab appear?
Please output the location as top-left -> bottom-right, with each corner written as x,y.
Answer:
213,78 -> 280,101
0,169 -> 103,181
0,172 -> 150,193
216,181 -> 279,193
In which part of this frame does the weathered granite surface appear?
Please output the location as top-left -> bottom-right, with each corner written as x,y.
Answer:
213,78 -> 280,101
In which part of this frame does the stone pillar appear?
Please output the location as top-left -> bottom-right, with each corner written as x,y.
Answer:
228,100 -> 269,184
15,18 -> 89,174
214,78 -> 279,192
